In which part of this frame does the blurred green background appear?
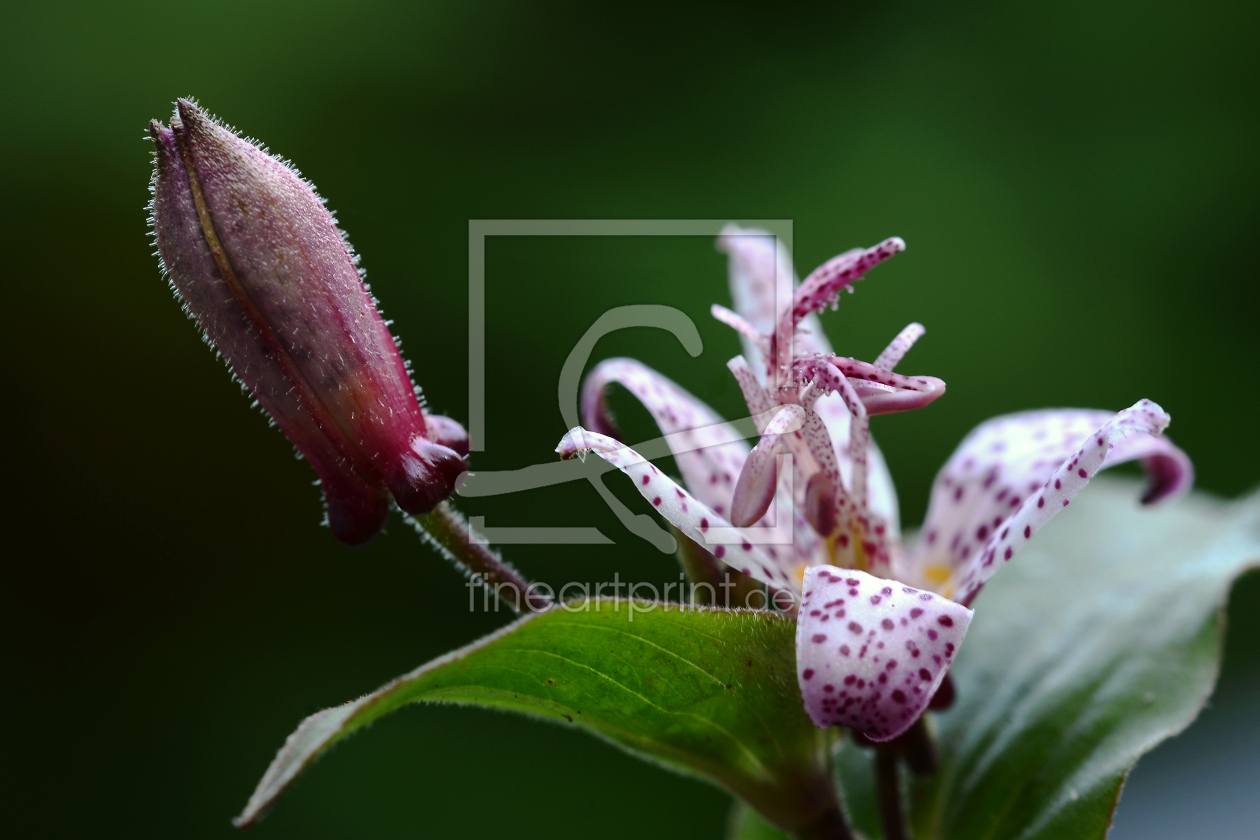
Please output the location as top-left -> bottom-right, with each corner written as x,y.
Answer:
2,1 -> 1257,837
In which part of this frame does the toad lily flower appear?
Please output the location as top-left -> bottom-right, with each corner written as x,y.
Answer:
558,226 -> 1192,742
149,99 -> 467,546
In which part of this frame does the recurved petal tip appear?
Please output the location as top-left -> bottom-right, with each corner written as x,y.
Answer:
557,426 -> 620,460
425,414 -> 470,458
578,373 -> 623,441
387,437 -> 467,517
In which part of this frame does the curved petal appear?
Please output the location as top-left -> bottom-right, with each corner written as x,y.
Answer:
912,401 -> 1191,604
581,358 -> 749,514
796,566 -> 972,741
557,428 -> 806,592
910,404 -> 1193,591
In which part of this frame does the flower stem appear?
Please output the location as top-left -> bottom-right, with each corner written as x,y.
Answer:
409,503 -> 551,613
875,748 -> 911,840
898,718 -> 939,777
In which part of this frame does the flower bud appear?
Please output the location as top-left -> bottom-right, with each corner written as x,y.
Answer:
149,98 -> 464,545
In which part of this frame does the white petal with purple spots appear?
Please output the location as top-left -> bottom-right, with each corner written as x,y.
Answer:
580,358 -> 750,515
557,427 -> 803,592
796,566 -> 972,741
946,400 -> 1186,604
910,402 -> 1192,595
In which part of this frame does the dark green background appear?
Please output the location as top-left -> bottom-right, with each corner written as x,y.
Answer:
3,2 -> 1256,838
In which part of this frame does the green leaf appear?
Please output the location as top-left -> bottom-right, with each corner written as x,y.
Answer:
836,480 -> 1260,840
236,600 -> 838,835
728,800 -> 795,839
240,482 -> 1258,839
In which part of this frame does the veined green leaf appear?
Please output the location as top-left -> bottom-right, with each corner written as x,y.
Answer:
236,600 -> 837,835
240,481 -> 1258,839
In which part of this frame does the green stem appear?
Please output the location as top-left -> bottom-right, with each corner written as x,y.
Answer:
898,718 -> 939,777
410,502 -> 551,613
875,748 -> 911,840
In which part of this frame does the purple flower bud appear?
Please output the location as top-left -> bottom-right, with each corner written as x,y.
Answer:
149,99 -> 465,546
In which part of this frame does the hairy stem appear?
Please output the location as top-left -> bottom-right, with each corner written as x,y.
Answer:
410,502 -> 551,612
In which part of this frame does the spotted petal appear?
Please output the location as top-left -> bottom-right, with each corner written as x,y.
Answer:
557,427 -> 805,592
908,403 -> 1192,593
796,566 -> 972,741
580,358 -> 750,516
913,401 -> 1191,604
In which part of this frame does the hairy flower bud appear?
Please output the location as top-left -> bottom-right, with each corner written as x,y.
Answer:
149,98 -> 464,545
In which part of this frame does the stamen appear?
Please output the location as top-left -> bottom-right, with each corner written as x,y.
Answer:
711,304 -> 769,356
797,356 -> 946,417
874,322 -> 925,372
806,471 -> 839,537
771,238 -> 905,377
730,405 -> 806,527
727,355 -> 774,424
828,366 -> 871,516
